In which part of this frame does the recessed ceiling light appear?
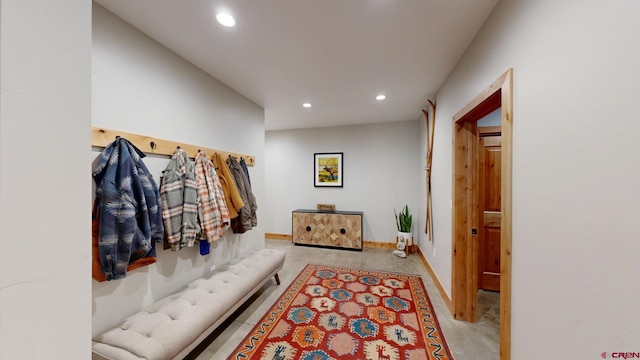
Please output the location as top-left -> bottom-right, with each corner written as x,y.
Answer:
216,12 -> 236,27
376,94 -> 386,100
303,103 -> 312,108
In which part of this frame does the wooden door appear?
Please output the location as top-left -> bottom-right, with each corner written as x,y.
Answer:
478,131 -> 501,291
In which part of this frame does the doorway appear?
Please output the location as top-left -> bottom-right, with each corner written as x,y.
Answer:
451,69 -> 513,360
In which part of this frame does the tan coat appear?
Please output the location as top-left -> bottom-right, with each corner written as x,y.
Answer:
212,152 -> 245,219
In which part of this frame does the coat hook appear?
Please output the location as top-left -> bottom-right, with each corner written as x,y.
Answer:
177,145 -> 181,149
115,135 -> 121,139
150,141 -> 157,150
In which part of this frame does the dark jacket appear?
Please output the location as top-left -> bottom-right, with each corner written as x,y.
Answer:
227,156 -> 257,233
92,138 -> 163,280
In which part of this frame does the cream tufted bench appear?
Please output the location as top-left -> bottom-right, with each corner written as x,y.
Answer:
92,248 -> 286,360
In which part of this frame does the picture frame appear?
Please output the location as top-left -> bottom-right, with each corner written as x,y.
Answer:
314,152 -> 343,187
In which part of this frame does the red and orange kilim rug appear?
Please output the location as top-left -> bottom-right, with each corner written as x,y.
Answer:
227,264 -> 453,360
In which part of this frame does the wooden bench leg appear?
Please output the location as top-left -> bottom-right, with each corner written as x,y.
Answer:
274,273 -> 281,285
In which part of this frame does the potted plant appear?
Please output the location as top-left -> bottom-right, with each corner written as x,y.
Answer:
394,205 -> 413,253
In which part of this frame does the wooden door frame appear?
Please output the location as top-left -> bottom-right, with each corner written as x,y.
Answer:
451,68 -> 513,360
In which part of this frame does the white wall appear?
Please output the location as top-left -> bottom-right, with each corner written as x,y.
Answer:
265,120 -> 420,243
0,0 -> 92,358
92,5 -> 265,336
421,0 -> 640,357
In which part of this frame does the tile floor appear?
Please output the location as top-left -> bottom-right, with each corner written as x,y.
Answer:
187,239 -> 499,360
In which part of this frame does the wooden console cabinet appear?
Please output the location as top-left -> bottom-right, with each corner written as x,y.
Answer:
292,209 -> 363,250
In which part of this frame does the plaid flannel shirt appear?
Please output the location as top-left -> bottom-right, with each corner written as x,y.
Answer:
195,152 -> 230,242
160,148 -> 199,251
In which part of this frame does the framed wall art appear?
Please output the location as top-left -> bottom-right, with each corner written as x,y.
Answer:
314,152 -> 343,187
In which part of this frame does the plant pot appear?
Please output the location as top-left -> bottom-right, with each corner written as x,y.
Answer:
398,231 -> 412,245
396,231 -> 414,255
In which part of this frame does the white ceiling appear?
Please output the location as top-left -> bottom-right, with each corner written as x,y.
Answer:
95,0 -> 499,131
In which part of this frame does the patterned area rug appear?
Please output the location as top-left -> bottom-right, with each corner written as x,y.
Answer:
227,264 -> 453,360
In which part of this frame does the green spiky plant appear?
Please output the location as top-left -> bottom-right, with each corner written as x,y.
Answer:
394,205 -> 412,233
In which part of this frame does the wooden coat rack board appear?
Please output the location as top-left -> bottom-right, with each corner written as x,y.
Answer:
91,126 -> 255,166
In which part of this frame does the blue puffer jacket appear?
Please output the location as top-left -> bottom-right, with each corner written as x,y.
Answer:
92,138 -> 164,280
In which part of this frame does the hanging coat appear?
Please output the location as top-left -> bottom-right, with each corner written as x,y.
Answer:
92,138 -> 163,281
160,148 -> 199,251
195,151 -> 230,242
92,199 -> 156,282
212,152 -> 244,219
227,156 -> 257,233
239,158 -> 251,186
